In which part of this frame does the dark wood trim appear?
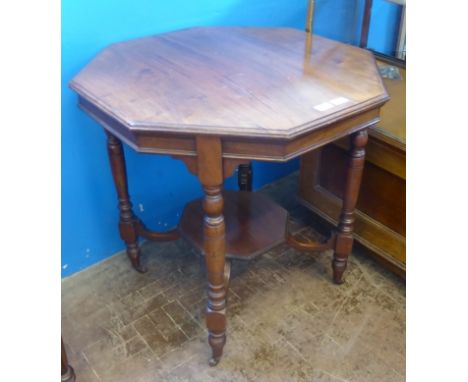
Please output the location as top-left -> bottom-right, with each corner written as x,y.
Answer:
287,231 -> 336,253
81,95 -> 385,163
106,132 -> 145,272
333,129 -> 369,284
299,126 -> 406,264
295,198 -> 406,279
179,191 -> 288,260
77,90 -> 389,142
298,192 -> 406,269
195,136 -> 227,366
106,132 -> 178,273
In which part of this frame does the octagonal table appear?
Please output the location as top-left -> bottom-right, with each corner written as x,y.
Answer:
70,26 -> 388,366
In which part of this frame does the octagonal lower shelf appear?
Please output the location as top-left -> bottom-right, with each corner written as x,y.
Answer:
179,191 -> 288,260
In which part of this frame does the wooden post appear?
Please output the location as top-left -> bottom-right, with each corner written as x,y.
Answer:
333,129 -> 368,284
106,132 -> 146,273
196,136 -> 228,366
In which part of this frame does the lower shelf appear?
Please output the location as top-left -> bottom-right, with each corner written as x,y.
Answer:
179,191 -> 288,260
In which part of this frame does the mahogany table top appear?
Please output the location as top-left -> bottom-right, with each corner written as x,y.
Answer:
70,27 -> 388,141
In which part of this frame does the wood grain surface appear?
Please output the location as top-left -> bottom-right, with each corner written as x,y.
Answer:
179,190 -> 288,260
70,27 -> 388,139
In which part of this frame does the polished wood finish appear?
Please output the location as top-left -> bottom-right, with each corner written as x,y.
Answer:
79,95 -> 381,162
106,132 -> 143,272
319,144 -> 405,235
61,338 -> 76,382
333,130 -> 368,284
287,230 -> 335,253
135,220 -> 178,242
195,136 -> 227,366
236,0 -> 315,187
106,132 -> 178,272
70,28 -> 387,141
180,191 -> 288,260
299,146 -> 406,274
298,60 -> 406,275
71,26 -> 388,365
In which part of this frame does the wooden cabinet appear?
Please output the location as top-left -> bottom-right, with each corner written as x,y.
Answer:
299,58 -> 406,277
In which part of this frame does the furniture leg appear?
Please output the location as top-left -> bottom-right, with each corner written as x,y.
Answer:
333,129 -> 368,284
61,337 -> 76,382
237,163 -> 252,191
196,136 -> 228,366
106,132 -> 145,273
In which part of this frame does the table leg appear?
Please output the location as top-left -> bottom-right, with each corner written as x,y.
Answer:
61,337 -> 76,382
333,129 -> 368,284
196,136 -> 227,366
237,163 -> 252,191
106,132 -> 145,273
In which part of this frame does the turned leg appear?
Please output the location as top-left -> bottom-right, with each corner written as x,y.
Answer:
61,338 -> 76,382
333,129 -> 368,284
202,185 -> 227,365
196,136 -> 227,366
237,163 -> 253,191
106,132 -> 146,273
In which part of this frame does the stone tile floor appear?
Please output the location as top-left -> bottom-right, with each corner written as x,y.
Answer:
62,173 -> 405,382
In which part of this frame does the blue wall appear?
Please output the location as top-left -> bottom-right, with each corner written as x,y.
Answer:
367,0 -> 402,56
62,0 -> 400,277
